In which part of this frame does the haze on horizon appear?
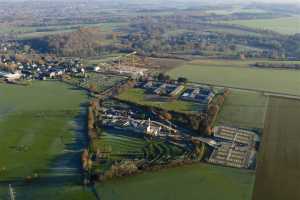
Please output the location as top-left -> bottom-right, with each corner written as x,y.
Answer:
1,0 -> 300,3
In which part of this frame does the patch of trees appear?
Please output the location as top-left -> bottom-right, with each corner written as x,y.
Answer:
23,27 -> 119,57
253,62 -> 300,69
120,16 -> 300,59
201,89 -> 229,136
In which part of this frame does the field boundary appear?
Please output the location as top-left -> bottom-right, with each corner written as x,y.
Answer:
188,81 -> 300,98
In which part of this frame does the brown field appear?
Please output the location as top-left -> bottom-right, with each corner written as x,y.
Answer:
253,97 -> 300,200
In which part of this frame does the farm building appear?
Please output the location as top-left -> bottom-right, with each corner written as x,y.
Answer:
181,87 -> 215,104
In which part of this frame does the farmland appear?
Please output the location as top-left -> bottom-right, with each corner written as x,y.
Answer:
253,97 -> 300,200
220,16 -> 300,35
0,81 -> 92,199
96,164 -> 255,200
168,59 -> 300,96
216,90 -> 268,129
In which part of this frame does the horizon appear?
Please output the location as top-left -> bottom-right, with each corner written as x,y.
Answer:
0,0 -> 299,3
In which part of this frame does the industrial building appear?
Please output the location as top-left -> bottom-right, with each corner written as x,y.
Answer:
208,126 -> 258,169
181,87 -> 215,104
154,83 -> 185,97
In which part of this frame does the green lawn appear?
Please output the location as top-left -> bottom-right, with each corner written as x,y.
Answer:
220,16 -> 300,35
97,164 -> 255,200
94,130 -> 146,158
117,88 -> 201,112
0,81 -> 92,199
216,90 -> 268,129
168,60 -> 300,96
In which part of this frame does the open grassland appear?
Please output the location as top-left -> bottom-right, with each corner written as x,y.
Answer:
117,88 -> 201,112
0,81 -> 92,199
220,16 -> 300,35
168,59 -> 300,96
216,90 -> 268,129
97,164 -> 255,200
253,97 -> 300,200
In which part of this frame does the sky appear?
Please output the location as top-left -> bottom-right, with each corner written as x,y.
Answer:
1,0 -> 300,4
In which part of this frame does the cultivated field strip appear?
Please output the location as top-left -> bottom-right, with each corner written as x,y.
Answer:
253,97 -> 300,200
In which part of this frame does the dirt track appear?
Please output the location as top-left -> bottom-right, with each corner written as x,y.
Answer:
253,97 -> 300,200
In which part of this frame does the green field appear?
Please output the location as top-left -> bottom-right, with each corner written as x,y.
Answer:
0,81 -> 93,199
97,164 -> 255,200
94,130 -> 146,160
168,60 -> 300,96
66,73 -> 125,93
220,16 -> 300,35
81,73 -> 125,92
253,97 -> 300,200
117,88 -> 201,112
216,90 -> 268,129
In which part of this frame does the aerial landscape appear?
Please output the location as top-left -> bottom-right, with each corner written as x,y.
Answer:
0,0 -> 299,199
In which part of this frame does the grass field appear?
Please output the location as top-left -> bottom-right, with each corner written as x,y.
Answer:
94,129 -> 146,160
67,73 -> 125,93
0,81 -> 93,199
220,16 -> 300,35
168,59 -> 300,96
216,90 -> 268,129
117,88 -> 201,112
81,73 -> 125,92
97,164 -> 255,200
253,97 -> 300,200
